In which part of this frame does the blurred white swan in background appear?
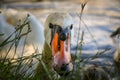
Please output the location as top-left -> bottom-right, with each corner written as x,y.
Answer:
0,9 -> 45,76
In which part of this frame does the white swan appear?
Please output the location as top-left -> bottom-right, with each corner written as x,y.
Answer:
111,27 -> 120,75
0,9 -> 74,78
44,13 -> 73,75
0,9 -> 45,76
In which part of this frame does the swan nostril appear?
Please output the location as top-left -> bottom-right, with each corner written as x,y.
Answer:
61,64 -> 68,71
57,63 -> 70,76
53,62 -> 73,76
66,63 -> 69,65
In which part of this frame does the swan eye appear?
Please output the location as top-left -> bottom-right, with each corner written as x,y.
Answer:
49,23 -> 53,29
70,24 -> 73,30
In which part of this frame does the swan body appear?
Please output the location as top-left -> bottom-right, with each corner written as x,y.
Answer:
0,9 -> 44,76
0,9 -> 44,56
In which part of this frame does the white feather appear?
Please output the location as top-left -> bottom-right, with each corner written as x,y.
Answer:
0,9 -> 45,76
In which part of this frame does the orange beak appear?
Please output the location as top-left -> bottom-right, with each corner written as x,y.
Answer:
51,33 -> 73,76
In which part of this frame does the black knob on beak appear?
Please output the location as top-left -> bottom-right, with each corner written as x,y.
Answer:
60,32 -> 66,41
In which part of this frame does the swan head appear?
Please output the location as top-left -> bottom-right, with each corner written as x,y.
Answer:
44,13 -> 73,76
